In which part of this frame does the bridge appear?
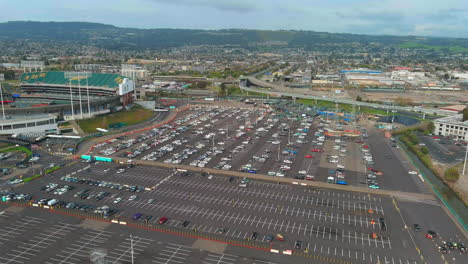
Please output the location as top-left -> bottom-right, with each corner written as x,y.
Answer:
239,76 -> 455,116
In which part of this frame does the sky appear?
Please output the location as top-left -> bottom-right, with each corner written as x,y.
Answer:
1,0 -> 467,37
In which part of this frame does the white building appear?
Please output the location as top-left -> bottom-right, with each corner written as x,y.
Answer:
0,114 -> 58,136
434,114 -> 468,140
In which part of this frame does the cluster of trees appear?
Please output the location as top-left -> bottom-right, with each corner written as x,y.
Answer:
462,107 -> 468,122
444,167 -> 460,182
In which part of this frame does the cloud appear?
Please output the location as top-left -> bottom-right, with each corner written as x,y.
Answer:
336,11 -> 405,22
424,8 -> 467,22
146,0 -> 258,13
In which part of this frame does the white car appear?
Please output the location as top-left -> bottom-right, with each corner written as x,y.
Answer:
113,197 -> 122,204
298,170 -> 307,175
408,171 -> 418,175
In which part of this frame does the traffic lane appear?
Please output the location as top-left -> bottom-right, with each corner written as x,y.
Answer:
367,127 -> 424,193
397,200 -> 468,264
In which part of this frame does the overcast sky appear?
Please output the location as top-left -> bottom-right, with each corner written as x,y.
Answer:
1,0 -> 467,37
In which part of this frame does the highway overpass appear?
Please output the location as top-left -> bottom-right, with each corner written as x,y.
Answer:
239,76 -> 455,116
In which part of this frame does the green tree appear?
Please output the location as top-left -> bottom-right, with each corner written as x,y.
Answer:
408,134 -> 419,145
462,107 -> 468,122
420,146 -> 429,155
444,167 -> 460,182
427,122 -> 435,133
219,83 -> 227,97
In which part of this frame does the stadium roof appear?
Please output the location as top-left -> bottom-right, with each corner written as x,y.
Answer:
20,71 -> 127,88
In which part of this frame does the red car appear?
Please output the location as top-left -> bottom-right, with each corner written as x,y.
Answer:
311,149 -> 323,152
425,234 -> 433,239
362,145 -> 369,149
356,140 -> 364,143
304,155 -> 314,158
158,217 -> 168,224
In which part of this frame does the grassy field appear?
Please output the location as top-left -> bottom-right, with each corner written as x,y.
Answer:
296,98 -> 391,115
0,146 -> 32,156
399,42 -> 468,53
77,105 -> 154,133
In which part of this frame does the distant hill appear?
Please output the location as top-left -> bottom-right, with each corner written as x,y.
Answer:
0,21 -> 467,52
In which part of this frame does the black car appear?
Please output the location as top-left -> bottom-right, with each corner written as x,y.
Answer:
444,241 -> 455,249
413,224 -> 421,232
379,217 -> 387,231
438,246 -> 448,254
294,240 -> 303,249
459,245 -> 466,254
428,230 -> 437,238
251,232 -> 258,240
218,228 -> 227,234
181,221 -> 190,227
229,177 -> 235,183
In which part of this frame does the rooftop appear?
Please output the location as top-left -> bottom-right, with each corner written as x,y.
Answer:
435,114 -> 468,126
21,71 -> 127,88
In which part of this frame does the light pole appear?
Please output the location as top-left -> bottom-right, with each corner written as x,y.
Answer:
86,77 -> 91,117
130,235 -> 134,264
69,79 -> 74,119
78,79 -> 83,119
0,76 -> 5,120
463,143 -> 468,175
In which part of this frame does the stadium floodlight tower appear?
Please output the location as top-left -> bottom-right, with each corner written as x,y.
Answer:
20,60 -> 44,72
0,74 -> 5,120
64,72 -> 92,120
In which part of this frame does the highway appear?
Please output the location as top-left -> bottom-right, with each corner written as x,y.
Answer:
239,76 -> 455,116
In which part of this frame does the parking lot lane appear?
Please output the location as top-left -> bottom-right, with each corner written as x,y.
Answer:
152,243 -> 192,264
0,223 -> 77,264
106,236 -> 154,264
0,216 -> 45,244
45,230 -> 113,264
203,252 -> 239,264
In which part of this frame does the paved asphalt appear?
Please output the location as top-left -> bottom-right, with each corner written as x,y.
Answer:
0,101 -> 466,264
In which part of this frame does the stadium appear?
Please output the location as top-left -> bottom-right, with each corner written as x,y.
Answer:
0,71 -> 135,136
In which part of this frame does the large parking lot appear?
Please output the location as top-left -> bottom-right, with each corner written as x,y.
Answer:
1,101 -> 467,264
89,104 -> 378,189
2,159 -> 443,264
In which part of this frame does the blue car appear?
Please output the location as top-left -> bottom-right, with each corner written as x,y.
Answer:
336,181 -> 348,185
247,170 -> 257,174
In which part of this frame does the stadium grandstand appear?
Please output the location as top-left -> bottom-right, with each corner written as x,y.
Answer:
0,71 -> 135,136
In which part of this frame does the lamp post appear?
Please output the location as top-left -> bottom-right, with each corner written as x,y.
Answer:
463,143 -> 468,175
